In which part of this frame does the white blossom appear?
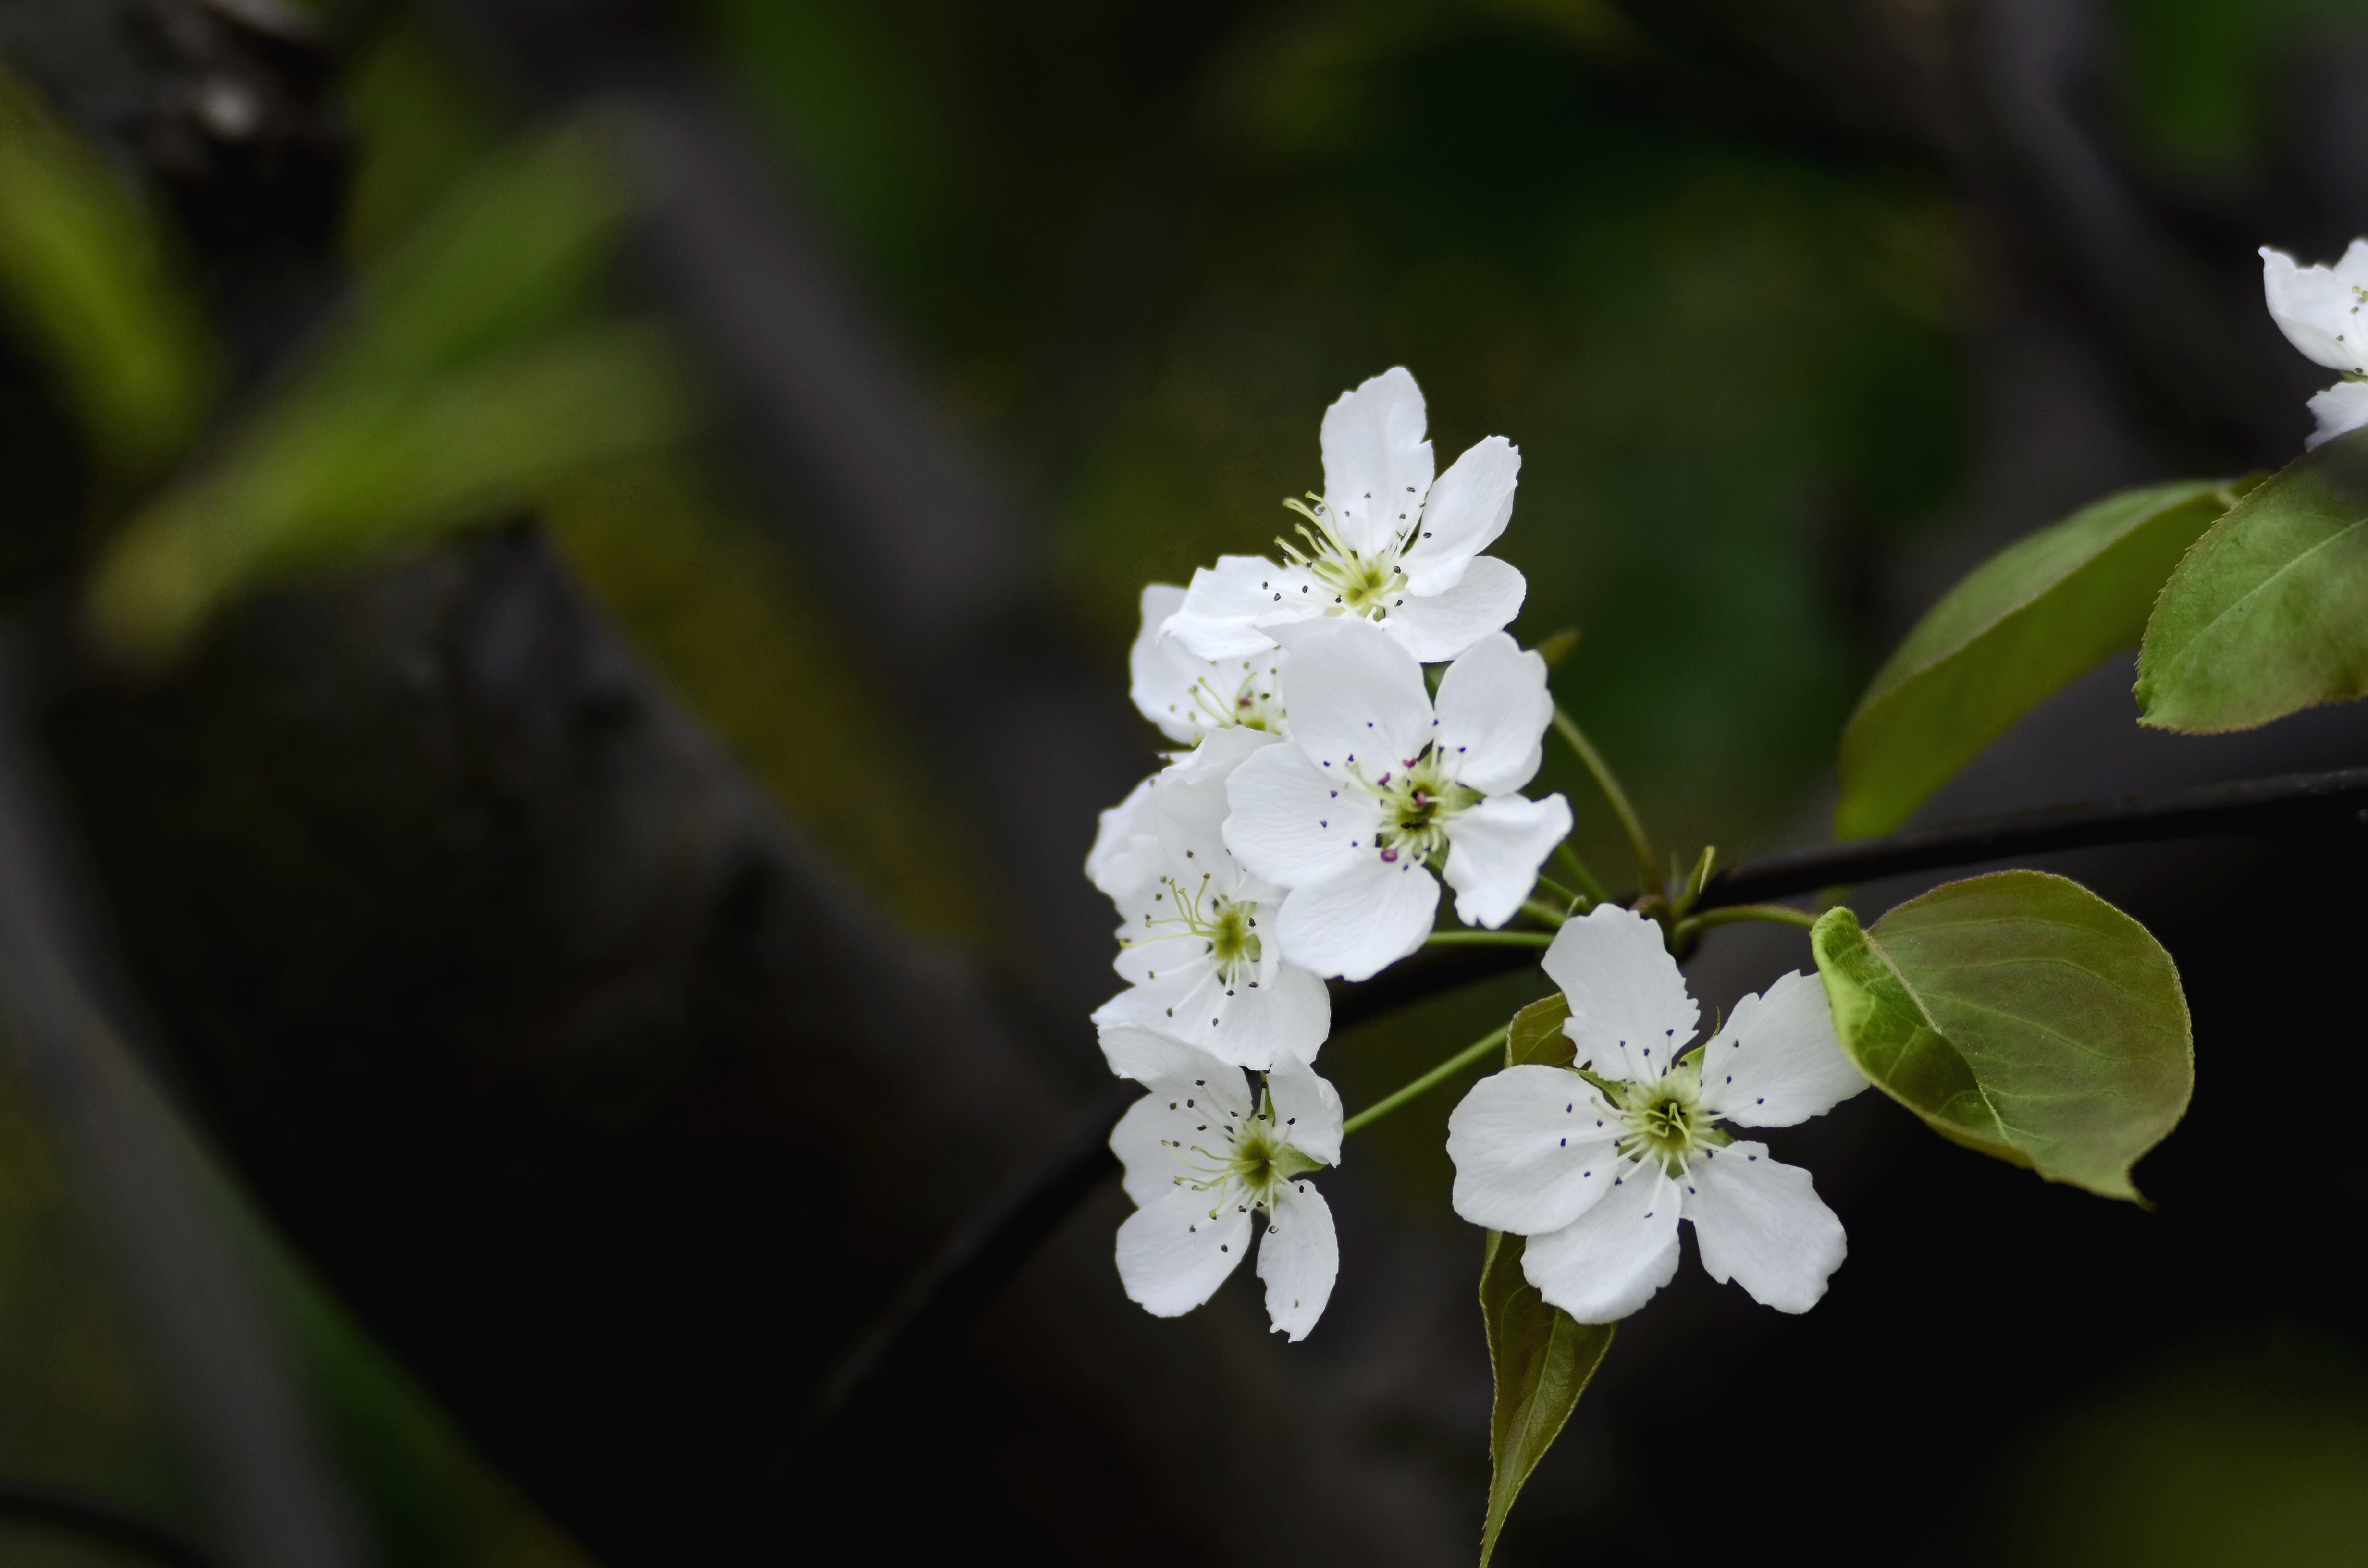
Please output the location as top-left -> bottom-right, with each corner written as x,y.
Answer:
1128,583 -> 1285,746
1103,1025 -> 1344,1341
1445,905 -> 1867,1323
1222,618 -> 1572,982
1162,368 -> 1526,664
1090,729 -> 1331,1067
2260,242 -> 2368,448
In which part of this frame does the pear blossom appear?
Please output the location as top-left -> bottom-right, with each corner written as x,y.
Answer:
2260,241 -> 2368,447
1221,618 -> 1572,982
1103,1025 -> 1344,1341
1445,905 -> 1868,1323
1163,368 -> 1527,664
1090,728 -> 1331,1067
1128,583 -> 1285,745
1086,772 -> 1160,898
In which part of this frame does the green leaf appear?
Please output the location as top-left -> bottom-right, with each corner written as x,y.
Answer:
2137,428 -> 2368,733
1836,479 -> 2237,838
91,324 -> 692,660
1478,1230 -> 1612,1568
0,64 -> 219,476
85,117 -> 687,663
1505,992 -> 1573,1068
1810,870 -> 2191,1200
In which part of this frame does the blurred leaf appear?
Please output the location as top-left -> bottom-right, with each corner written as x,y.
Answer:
86,117 -> 686,663
1811,871 -> 2191,1201
0,65 -> 219,477
92,323 -> 691,661
1477,1229 -> 1612,1568
1838,478 -> 2238,837
1505,992 -> 1572,1067
2137,430 -> 2368,734
338,118 -> 635,382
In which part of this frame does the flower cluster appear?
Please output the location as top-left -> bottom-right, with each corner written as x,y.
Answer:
1089,368 -> 1568,1336
1086,367 -> 1863,1341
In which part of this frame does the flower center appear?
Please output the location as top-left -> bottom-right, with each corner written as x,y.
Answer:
1171,1095 -> 1322,1209
1125,872 -> 1264,982
1351,749 -> 1479,866
1182,658 -> 1282,734
1277,493 -> 1411,622
1599,1064 -> 1728,1176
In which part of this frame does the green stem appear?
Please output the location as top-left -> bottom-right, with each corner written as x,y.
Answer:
1424,930 -> 1554,949
1519,898 -> 1569,929
1343,1025 -> 1511,1136
1532,873 -> 1580,908
1552,708 -> 1658,896
1554,841 -> 1609,905
1672,903 -> 1819,941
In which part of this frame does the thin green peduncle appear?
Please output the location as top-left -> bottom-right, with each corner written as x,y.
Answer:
1343,1024 -> 1512,1136
1554,840 -> 1609,905
1425,930 -> 1554,949
1671,902 -> 1818,942
1552,707 -> 1658,897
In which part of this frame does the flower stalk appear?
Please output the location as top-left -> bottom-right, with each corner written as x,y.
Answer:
1552,707 -> 1658,897
1344,1024 -> 1512,1136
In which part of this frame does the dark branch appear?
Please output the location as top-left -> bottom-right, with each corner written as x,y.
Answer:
1697,763 -> 2368,909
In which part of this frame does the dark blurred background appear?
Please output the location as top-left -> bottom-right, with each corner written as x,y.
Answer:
3,0 -> 2368,1564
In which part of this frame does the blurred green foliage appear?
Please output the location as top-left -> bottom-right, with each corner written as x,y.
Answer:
90,119 -> 691,663
2112,0 -> 2368,181
1993,1327 -> 2368,1565
0,64 -> 218,484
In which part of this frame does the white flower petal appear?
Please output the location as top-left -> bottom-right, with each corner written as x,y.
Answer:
1445,1065 -> 1623,1235
1117,1183 -> 1255,1318
1269,617 -> 1436,776
2262,243 -> 2368,375
1223,742 -> 1376,889
1521,1160 -> 1682,1324
1442,793 -> 1573,928
2308,380 -> 2368,449
1247,959 -> 1334,1069
1094,959 -> 1329,1071
1086,778 -> 1161,898
1148,750 -> 1247,870
1272,853 -> 1439,981
1099,1025 -> 1252,1110
1382,555 -> 1527,663
1401,435 -> 1519,595
1105,1049 -> 1251,1207
1682,1141 -> 1845,1314
1125,583 -> 1204,745
1164,721 -> 1277,786
1697,969 -> 1868,1127
1257,1179 -> 1338,1341
1167,555 -> 1310,661
1433,632 -> 1554,795
1542,904 -> 1698,1082
1320,367 -> 1434,558
1264,1054 -> 1344,1166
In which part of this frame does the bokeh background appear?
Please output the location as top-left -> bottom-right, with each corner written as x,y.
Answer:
4,0 -> 2368,1563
